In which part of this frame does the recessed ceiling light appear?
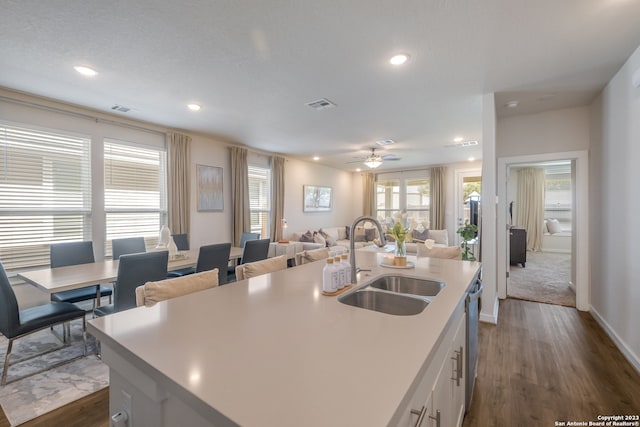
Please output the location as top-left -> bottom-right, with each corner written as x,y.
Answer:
389,53 -> 410,65
187,103 -> 201,111
313,156 -> 320,161
468,157 -> 476,162
505,100 -> 519,108
73,66 -> 97,77
454,137 -> 464,143
356,168 -> 361,172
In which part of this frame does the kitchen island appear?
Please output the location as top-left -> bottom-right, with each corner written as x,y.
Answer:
88,250 -> 481,427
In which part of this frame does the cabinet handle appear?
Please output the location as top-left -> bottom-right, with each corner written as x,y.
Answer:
410,405 -> 427,427
451,347 -> 463,386
457,346 -> 463,382
429,409 -> 441,427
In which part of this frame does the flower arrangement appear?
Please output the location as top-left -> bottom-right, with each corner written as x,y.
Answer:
388,220 -> 411,243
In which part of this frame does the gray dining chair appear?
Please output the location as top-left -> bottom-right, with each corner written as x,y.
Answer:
171,234 -> 190,251
196,243 -> 232,284
167,234 -> 193,277
0,260 -> 87,385
239,232 -> 260,249
94,251 -> 168,316
229,238 -> 270,282
228,232 -> 261,278
49,241 -> 113,308
112,236 -> 146,260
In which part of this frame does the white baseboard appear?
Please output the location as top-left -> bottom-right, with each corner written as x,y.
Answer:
479,296 -> 499,324
590,306 -> 640,375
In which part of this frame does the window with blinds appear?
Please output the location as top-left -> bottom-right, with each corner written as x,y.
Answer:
104,139 -> 167,256
0,124 -> 92,270
248,165 -> 271,238
376,174 -> 430,229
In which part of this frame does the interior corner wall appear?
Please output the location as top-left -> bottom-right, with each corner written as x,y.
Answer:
188,135 -> 233,249
283,159 -> 357,236
589,44 -> 640,371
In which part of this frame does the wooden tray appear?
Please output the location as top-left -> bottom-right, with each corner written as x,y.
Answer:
322,284 -> 353,297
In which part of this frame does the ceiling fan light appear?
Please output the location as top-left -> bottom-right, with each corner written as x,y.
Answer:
364,156 -> 383,169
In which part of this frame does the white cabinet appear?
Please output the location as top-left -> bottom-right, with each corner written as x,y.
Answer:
399,308 -> 466,427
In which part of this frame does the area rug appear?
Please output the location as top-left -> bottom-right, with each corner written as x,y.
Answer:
0,319 -> 108,426
508,251 -> 575,307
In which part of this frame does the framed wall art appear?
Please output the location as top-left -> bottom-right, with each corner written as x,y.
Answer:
303,185 -> 332,212
197,164 -> 224,211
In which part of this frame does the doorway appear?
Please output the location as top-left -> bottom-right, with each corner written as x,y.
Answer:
506,161 -> 575,307
497,150 -> 589,311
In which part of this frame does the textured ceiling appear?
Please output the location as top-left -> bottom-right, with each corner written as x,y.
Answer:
1,0 -> 639,171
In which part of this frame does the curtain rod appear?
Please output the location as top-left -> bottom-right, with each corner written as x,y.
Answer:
0,95 -> 166,137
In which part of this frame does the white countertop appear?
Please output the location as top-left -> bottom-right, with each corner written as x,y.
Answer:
88,251 -> 481,427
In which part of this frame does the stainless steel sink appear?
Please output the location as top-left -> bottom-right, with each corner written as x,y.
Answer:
338,289 -> 428,316
367,276 -> 445,297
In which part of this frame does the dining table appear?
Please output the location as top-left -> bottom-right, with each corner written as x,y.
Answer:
17,247 -> 244,303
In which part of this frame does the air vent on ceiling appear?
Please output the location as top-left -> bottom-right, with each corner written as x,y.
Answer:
444,140 -> 479,148
376,139 -> 396,146
111,104 -> 131,113
305,98 -> 336,110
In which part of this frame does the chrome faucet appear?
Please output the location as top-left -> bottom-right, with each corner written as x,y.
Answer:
350,216 -> 386,283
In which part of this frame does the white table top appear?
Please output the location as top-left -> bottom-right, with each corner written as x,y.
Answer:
18,247 -> 243,293
88,251 -> 481,427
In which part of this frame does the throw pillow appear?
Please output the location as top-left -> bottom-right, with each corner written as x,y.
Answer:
302,247 -> 329,264
547,219 -> 562,234
354,226 -> 366,242
345,225 -> 350,240
139,269 -> 218,307
365,227 -> 377,242
299,230 -> 314,242
244,255 -> 287,279
412,229 -> 429,242
417,245 -> 461,260
429,229 -> 449,245
313,231 -> 327,247
318,228 -> 336,246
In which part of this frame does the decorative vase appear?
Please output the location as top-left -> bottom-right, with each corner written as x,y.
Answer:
168,236 -> 178,259
157,225 -> 171,249
394,240 -> 407,266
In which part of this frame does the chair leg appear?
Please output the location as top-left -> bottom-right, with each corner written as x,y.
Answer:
2,339 -> 14,386
82,317 -> 87,356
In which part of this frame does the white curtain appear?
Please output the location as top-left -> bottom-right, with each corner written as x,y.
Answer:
362,172 -> 375,216
167,132 -> 191,235
270,156 -> 285,241
430,166 -> 446,230
230,147 -> 250,246
515,167 -> 545,251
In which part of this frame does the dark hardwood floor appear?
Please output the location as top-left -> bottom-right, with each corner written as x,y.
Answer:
464,299 -> 640,426
2,298 -> 638,426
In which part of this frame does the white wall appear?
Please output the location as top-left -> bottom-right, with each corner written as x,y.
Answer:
497,106 -> 591,157
283,159 -> 357,236
589,45 -> 640,371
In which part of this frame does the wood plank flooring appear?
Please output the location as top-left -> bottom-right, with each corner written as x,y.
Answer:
1,298 -> 638,426
464,299 -> 640,426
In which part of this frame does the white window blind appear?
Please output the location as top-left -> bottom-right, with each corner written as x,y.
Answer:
248,165 -> 271,238
104,139 -> 167,256
0,124 -> 91,270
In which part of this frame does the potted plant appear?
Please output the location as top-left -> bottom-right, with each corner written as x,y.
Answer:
457,221 -> 478,261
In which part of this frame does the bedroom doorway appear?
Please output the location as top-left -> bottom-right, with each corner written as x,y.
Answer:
497,150 -> 589,311
506,161 -> 575,307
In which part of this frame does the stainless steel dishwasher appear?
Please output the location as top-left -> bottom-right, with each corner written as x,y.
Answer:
465,274 -> 483,412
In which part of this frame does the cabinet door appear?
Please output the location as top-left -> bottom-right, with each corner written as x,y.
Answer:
452,313 -> 466,427
431,359 -> 452,427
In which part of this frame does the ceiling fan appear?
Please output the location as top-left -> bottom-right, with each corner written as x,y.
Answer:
346,148 -> 401,169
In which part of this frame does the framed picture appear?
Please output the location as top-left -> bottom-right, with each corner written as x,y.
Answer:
197,165 -> 224,211
303,185 -> 332,212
